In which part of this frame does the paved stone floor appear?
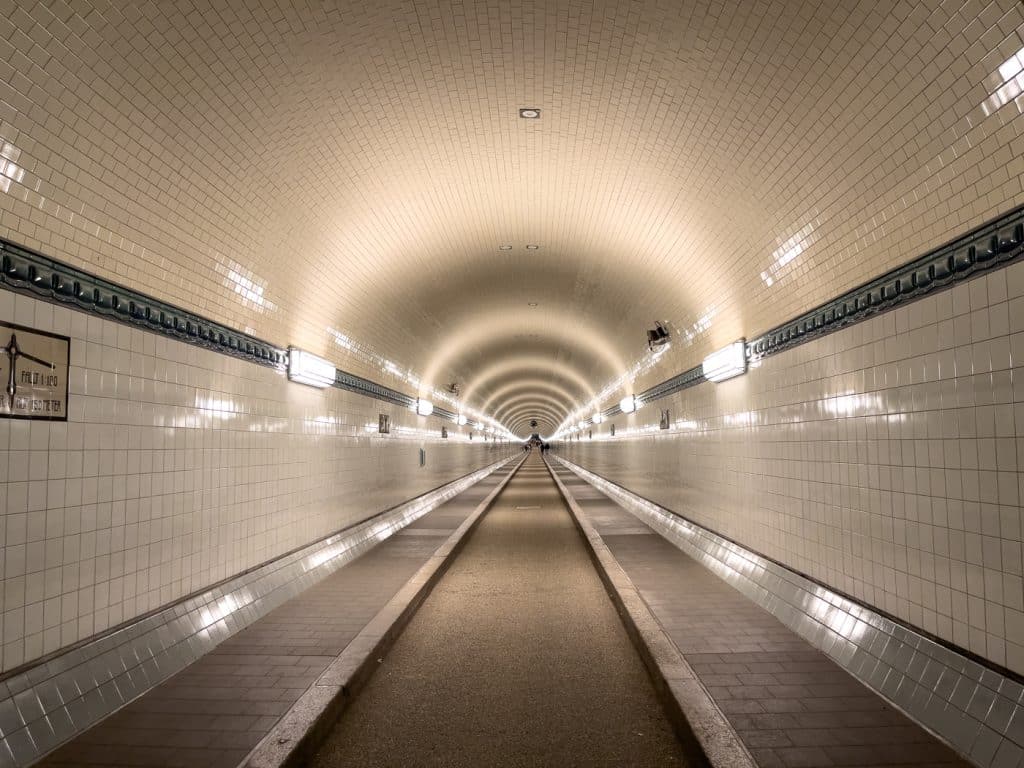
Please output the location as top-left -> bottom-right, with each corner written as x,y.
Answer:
36,468 -> 512,768
312,453 -> 686,768
548,462 -> 975,768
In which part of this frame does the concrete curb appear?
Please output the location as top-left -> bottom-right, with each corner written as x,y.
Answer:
544,458 -> 756,768
242,454 -> 527,768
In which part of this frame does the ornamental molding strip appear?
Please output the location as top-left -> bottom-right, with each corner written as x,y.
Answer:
0,240 -> 287,369
598,205 -> 1024,420
747,205 -> 1024,361
0,238 -> 444,417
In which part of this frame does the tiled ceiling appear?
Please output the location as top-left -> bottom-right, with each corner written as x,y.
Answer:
1,0 -> 1023,434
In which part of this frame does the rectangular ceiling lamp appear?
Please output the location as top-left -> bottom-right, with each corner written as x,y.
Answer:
702,340 -> 748,382
288,348 -> 335,388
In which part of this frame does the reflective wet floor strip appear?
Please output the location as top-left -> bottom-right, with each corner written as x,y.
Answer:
311,453 -> 686,767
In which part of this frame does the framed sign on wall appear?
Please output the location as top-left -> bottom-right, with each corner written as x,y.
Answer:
1,321 -> 70,421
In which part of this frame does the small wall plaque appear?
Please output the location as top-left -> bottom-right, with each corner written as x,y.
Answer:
1,322 -> 70,421
610,423 -> 615,436
660,409 -> 670,429
441,425 -> 448,439
378,414 -> 391,434
419,448 -> 426,467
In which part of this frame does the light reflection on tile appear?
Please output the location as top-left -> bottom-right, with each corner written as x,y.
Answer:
556,456 -> 1024,767
0,449 -> 513,767
561,262 -> 1024,678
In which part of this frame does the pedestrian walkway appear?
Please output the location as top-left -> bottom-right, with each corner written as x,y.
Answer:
547,461 -> 973,768
311,452 -> 687,767
36,464 -> 517,768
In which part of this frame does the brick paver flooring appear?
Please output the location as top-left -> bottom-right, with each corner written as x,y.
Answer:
550,464 -> 972,768
38,470 -> 510,768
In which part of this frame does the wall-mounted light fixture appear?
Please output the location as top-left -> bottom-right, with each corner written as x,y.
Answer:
416,398 -> 434,416
287,348 -> 335,388
592,412 -> 605,424
619,395 -> 639,413
702,339 -> 748,382
457,414 -> 468,426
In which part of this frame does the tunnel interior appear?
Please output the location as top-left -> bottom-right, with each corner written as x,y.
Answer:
0,1 -> 1023,767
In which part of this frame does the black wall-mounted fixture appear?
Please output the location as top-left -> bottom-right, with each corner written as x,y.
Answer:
647,322 -> 670,350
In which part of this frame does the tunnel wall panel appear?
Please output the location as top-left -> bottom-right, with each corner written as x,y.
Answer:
0,289 -> 514,674
560,259 -> 1024,675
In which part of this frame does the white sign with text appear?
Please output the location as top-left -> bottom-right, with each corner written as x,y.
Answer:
1,322 -> 70,420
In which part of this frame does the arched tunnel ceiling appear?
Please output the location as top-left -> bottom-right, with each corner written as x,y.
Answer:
2,1 -> 1022,435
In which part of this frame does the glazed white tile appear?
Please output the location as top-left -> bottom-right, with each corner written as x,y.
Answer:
559,262 -> 1024,677
0,290 -> 515,674
2,1 -> 1023,420
0,453 -> 517,767
555,455 -> 1024,768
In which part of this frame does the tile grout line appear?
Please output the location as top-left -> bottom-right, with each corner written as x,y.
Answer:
552,455 -> 1024,768
0,455 -> 519,768
543,457 -> 756,768
241,452 -> 529,768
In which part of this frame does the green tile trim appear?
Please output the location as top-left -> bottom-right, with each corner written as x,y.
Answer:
0,238 -> 451,416
591,204 -> 1024,424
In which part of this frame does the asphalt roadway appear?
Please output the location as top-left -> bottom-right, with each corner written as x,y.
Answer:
311,452 -> 685,767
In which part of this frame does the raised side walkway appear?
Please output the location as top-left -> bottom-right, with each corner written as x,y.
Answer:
36,462 -> 520,768
547,460 -> 976,768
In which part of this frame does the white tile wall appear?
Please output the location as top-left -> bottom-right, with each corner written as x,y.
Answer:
554,456 -> 1024,768
559,260 -> 1024,675
2,0 -> 1023,405
0,452 -> 518,767
0,289 -> 513,673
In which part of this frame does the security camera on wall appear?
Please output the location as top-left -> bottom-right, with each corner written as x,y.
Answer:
647,322 -> 670,351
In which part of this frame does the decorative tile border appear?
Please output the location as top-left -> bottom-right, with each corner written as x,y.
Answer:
746,205 -> 1024,361
582,204 -> 1024,425
333,369 -> 415,409
0,237 -> 442,418
554,456 -> 1024,768
0,239 -> 287,369
0,456 -> 515,768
